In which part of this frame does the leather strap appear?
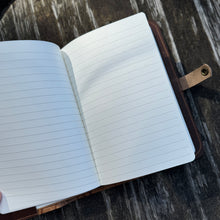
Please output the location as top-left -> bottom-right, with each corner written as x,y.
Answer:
179,64 -> 212,91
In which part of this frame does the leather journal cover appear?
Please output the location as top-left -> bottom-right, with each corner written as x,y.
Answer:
0,20 -> 211,220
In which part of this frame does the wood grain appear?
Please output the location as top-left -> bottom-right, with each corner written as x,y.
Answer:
0,0 -> 219,219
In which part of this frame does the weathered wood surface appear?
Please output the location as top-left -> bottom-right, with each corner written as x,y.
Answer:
0,0 -> 219,219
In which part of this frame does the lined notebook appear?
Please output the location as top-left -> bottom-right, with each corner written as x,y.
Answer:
0,13 -> 195,214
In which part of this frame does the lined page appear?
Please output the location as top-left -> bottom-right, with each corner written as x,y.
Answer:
0,41 -> 99,214
62,13 -> 195,185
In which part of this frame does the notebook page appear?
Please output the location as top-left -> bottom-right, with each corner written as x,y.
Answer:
62,13 -> 195,185
0,41 -> 99,214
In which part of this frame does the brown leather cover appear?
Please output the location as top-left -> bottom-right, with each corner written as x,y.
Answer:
0,207 -> 37,220
179,64 -> 212,91
0,20 -> 203,220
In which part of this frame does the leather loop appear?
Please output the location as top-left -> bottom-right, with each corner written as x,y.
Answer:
179,64 -> 212,91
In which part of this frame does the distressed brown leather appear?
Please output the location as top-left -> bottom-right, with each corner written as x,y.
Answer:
0,207 -> 37,220
179,64 -> 212,90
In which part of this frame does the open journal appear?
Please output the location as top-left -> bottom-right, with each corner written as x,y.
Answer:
0,13 -> 198,214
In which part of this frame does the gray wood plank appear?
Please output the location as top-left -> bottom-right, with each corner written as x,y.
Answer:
0,0 -> 219,219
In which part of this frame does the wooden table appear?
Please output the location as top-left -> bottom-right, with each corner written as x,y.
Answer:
0,0 -> 219,219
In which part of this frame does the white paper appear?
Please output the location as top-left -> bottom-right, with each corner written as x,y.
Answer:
0,41 -> 99,214
62,13 -> 195,185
